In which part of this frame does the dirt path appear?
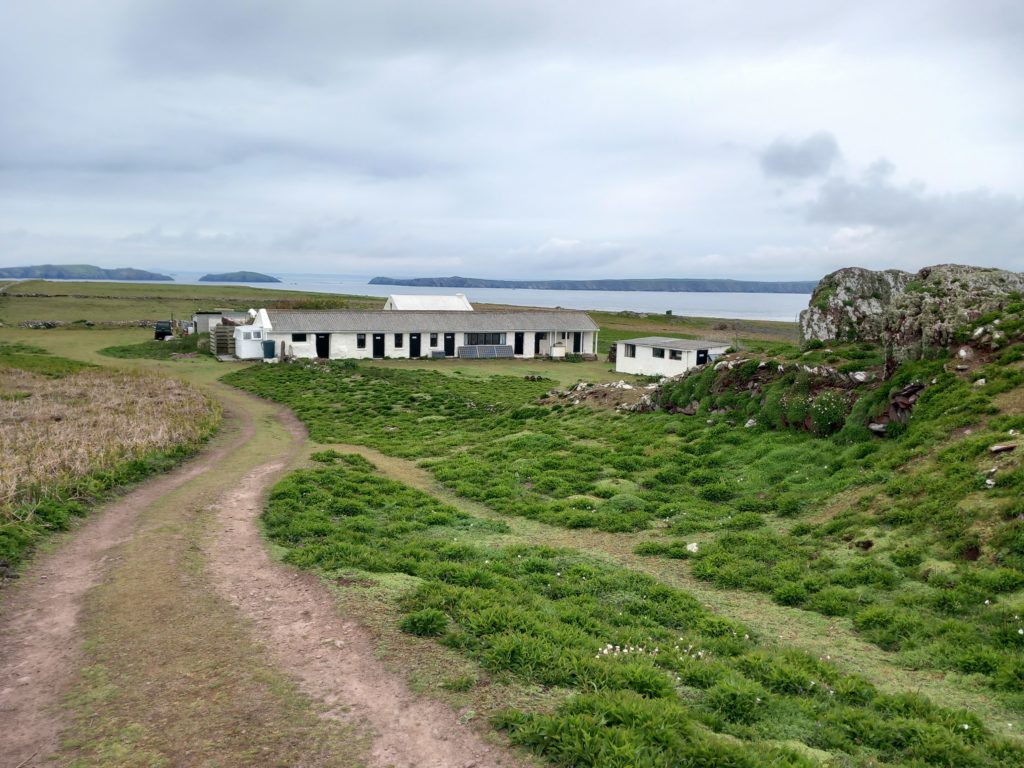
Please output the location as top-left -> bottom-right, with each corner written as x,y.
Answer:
1,381 -> 526,768
207,410 -> 521,768
0,399 -> 254,766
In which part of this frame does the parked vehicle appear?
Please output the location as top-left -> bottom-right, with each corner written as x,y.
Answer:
154,320 -> 173,340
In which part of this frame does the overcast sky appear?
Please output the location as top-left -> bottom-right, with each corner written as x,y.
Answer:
1,1 -> 1021,281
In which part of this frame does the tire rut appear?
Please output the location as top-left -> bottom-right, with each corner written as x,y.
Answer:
206,408 -> 526,768
0,405 -> 254,766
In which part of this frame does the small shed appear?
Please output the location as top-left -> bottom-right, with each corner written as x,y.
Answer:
383,294 -> 474,311
615,336 -> 730,377
233,309 -> 272,359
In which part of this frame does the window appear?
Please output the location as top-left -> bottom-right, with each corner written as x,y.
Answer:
291,333 -> 307,342
252,330 -> 262,339
652,347 -> 665,358
465,332 -> 506,345
624,344 -> 636,358
430,332 -> 438,347
669,350 -> 682,361
394,333 -> 404,347
242,331 -> 252,340
356,333 -> 366,349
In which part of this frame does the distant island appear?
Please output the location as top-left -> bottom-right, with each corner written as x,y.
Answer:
199,271 -> 281,283
0,264 -> 173,281
369,275 -> 819,293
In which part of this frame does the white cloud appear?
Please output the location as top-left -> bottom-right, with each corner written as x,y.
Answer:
0,1 -> 1021,281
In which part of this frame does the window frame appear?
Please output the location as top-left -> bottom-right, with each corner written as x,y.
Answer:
652,347 -> 665,358
623,344 -> 636,358
291,333 -> 307,343
394,333 -> 404,348
464,332 -> 506,346
430,332 -> 438,347
356,333 -> 367,349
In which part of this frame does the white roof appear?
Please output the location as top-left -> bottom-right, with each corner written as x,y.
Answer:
385,294 -> 473,311
618,336 -> 730,351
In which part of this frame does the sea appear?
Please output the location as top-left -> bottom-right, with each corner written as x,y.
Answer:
45,272 -> 812,322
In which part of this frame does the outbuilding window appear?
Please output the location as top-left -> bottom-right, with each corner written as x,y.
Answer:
291,333 -> 307,342
652,347 -> 665,358
624,344 -> 636,358
430,333 -> 438,347
357,334 -> 366,349
394,333 -> 404,347
465,332 -> 506,345
242,332 -> 252,340
669,350 -> 682,361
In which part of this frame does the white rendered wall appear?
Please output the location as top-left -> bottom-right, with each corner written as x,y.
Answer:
615,343 -> 729,376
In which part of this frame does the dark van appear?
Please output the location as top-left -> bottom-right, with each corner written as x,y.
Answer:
154,320 -> 173,340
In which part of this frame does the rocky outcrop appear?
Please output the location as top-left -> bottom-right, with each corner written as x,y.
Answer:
800,264 -> 1024,356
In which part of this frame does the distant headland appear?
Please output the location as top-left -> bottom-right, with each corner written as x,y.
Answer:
0,264 -> 173,281
199,271 -> 281,283
369,276 -> 818,293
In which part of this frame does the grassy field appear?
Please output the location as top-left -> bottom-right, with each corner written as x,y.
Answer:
0,279 -> 383,325
216,297 -> 1024,765
11,282 -> 1022,765
0,342 -> 219,567
257,450 -> 1023,767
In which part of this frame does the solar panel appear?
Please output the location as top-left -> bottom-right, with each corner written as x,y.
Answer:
456,345 -> 514,359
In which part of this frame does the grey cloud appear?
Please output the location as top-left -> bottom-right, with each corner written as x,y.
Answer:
804,160 -> 1024,264
760,133 -> 841,179
0,2 -> 1022,281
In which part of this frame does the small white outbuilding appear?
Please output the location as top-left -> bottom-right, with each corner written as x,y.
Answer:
232,309 -> 273,359
615,336 -> 730,377
383,294 -> 474,311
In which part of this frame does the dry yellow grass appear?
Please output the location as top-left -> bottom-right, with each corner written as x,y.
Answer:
0,368 -> 217,508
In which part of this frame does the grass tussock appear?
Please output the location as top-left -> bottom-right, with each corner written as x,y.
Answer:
263,454 -> 1024,768
0,366 -> 219,566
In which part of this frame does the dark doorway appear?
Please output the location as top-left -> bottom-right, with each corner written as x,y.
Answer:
372,333 -> 385,358
696,349 -> 708,365
315,333 -> 330,358
534,332 -> 547,355
573,332 -> 582,354
409,333 -> 421,358
513,332 -> 524,355
444,333 -> 455,356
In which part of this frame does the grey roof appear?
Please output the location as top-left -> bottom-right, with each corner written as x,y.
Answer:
618,336 -> 730,351
265,309 -> 599,333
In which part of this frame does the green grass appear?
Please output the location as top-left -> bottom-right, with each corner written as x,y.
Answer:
99,334 -> 211,360
0,341 -> 94,376
0,441 -> 211,568
261,452 -> 1024,767
0,279 -> 383,325
224,331 -> 1024,700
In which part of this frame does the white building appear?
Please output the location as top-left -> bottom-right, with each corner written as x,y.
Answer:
233,309 -> 272,359
615,336 -> 730,377
234,308 -> 599,360
383,294 -> 473,311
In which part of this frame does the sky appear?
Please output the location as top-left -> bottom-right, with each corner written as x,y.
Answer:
0,0 -> 1022,282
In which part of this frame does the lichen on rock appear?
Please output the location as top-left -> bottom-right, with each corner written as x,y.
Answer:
800,264 -> 1024,357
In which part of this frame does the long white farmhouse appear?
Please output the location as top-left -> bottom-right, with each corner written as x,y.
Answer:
234,308 -> 599,360
615,336 -> 730,377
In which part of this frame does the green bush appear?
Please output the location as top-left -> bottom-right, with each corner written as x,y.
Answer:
399,609 -> 449,636
704,677 -> 767,724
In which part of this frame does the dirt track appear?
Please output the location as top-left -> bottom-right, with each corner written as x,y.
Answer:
0,385 -> 521,767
